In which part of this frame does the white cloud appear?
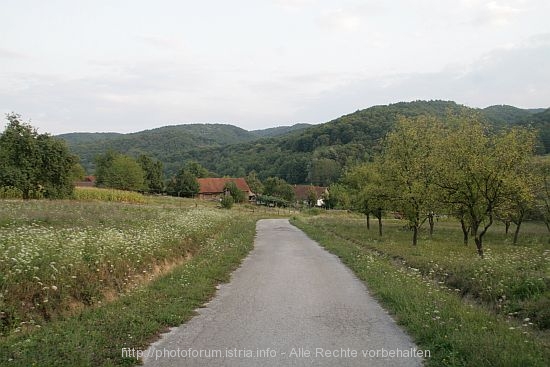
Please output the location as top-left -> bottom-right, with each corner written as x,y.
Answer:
273,0 -> 316,11
462,0 -> 524,27
318,8 -> 362,32
0,48 -> 27,59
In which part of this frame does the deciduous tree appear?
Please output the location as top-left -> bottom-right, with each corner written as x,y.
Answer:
381,116 -> 441,245
0,113 -> 76,199
433,118 -> 536,257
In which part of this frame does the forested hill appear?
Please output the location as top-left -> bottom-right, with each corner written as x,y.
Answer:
250,123 -> 312,138
188,101 -> 469,183
185,101 -> 550,185
59,123 -> 311,174
62,101 -> 549,184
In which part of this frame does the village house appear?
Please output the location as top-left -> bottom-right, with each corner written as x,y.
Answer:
75,175 -> 96,187
197,177 -> 254,200
293,185 -> 328,207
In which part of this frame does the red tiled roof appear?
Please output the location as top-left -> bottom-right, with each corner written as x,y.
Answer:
197,178 -> 251,194
293,185 -> 327,201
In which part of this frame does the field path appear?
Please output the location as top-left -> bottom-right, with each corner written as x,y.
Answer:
143,219 -> 422,366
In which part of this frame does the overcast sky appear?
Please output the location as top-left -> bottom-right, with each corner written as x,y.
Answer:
1,0 -> 549,134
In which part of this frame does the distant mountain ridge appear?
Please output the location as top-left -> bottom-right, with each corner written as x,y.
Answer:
59,101 -> 549,184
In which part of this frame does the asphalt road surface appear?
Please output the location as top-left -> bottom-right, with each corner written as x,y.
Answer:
143,219 -> 423,366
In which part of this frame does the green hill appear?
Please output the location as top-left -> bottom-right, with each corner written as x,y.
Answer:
188,100 -> 476,184
481,105 -> 539,126
61,101 -> 549,184
60,124 -> 258,174
251,123 -> 312,138
57,132 -> 123,145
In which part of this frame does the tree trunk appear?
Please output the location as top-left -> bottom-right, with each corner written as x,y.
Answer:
376,208 -> 383,236
412,226 -> 418,246
504,220 -> 511,234
460,218 -> 469,245
366,213 -> 370,230
474,236 -> 484,258
513,221 -> 522,245
473,215 -> 493,259
428,212 -> 434,237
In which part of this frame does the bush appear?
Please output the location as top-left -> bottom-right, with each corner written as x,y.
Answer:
0,186 -> 23,199
220,195 -> 234,209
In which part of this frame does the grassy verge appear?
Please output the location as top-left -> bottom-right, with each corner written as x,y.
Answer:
291,215 -> 550,366
1,210 -> 257,366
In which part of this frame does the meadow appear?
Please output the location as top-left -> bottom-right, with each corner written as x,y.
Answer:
0,197 -> 235,337
292,213 -> 550,366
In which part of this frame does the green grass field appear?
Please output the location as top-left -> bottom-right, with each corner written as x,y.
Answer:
292,212 -> 550,366
0,196 -> 263,366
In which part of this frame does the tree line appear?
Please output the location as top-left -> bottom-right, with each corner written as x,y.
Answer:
327,113 -> 545,258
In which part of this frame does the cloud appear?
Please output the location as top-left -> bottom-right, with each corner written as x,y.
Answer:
135,35 -> 184,50
467,1 -> 523,27
0,48 -> 27,59
295,33 -> 550,121
318,8 -> 362,32
273,0 -> 316,11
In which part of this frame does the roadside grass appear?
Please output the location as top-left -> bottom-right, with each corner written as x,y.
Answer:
292,215 -> 550,367
0,199 -> 233,336
0,207 -> 258,366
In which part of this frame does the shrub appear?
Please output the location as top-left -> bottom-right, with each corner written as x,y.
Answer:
0,186 -> 23,199
220,195 -> 234,209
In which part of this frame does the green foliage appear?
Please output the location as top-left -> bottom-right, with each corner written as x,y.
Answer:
0,186 -> 24,199
380,116 -> 442,244
95,151 -> 146,191
245,171 -> 264,195
433,118 -> 537,256
185,161 -> 210,178
166,169 -> 199,197
59,124 -> 263,175
69,162 -> 86,182
324,183 -> 351,209
137,154 -> 164,193
60,101 -> 550,185
263,177 -> 295,202
306,186 -> 318,207
223,181 -> 245,203
533,156 -> 550,231
307,158 -> 341,186
220,195 -> 234,209
256,194 -> 289,207
0,113 -> 76,199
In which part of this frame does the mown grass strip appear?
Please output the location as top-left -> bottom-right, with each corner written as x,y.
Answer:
0,215 -> 257,366
291,217 -> 550,367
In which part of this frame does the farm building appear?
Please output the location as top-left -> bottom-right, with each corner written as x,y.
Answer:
293,185 -> 328,207
197,177 -> 254,200
75,175 -> 96,187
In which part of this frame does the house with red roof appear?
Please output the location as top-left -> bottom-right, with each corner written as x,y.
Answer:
197,177 -> 254,200
75,175 -> 96,187
293,185 -> 328,207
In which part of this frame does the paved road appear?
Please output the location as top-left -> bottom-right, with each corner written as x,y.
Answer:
143,219 -> 423,366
